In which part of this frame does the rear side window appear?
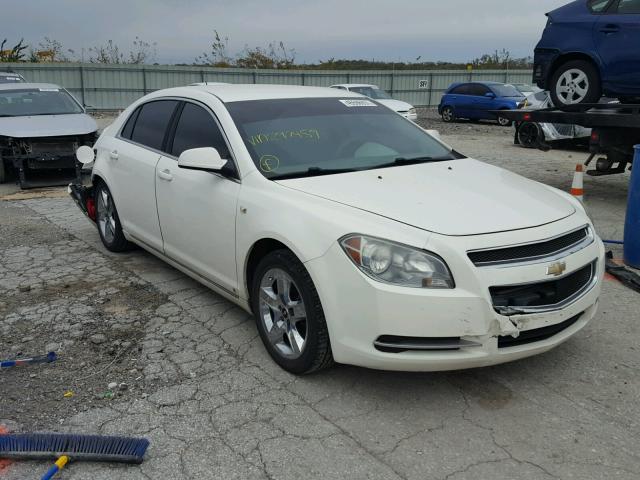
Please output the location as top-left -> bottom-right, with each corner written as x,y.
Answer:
616,0 -> 640,13
170,102 -> 230,159
589,0 -> 612,12
120,107 -> 140,140
130,100 -> 178,151
450,84 -> 470,95
468,84 -> 491,96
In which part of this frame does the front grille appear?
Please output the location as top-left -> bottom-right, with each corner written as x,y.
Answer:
468,227 -> 589,266
490,262 -> 594,311
498,312 -> 583,348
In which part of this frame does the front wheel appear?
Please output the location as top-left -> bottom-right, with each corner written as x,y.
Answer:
550,60 -> 601,108
251,250 -> 333,374
95,182 -> 133,252
517,122 -> 544,148
441,106 -> 455,123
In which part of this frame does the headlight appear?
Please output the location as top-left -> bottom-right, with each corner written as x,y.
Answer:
340,235 -> 455,288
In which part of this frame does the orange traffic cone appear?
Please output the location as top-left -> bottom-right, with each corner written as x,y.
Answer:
570,164 -> 584,202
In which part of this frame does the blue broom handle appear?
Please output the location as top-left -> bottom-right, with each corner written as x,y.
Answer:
41,456 -> 68,480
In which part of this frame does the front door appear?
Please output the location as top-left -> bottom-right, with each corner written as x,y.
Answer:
155,101 -> 241,295
595,0 -> 640,95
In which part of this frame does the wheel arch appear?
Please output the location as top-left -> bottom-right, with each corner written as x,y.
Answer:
244,237 -> 297,306
548,52 -> 601,84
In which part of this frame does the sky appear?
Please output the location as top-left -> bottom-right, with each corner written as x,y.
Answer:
4,0 -> 572,64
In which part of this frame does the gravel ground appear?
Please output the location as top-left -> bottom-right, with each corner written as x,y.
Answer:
0,115 -> 639,480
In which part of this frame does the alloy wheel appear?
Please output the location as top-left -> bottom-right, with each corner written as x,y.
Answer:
96,187 -> 116,244
556,68 -> 589,105
442,107 -> 453,122
258,268 -> 308,359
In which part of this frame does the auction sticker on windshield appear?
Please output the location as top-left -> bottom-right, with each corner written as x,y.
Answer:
339,99 -> 377,107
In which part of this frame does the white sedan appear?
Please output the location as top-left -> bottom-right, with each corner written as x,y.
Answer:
71,84 -> 604,374
330,84 -> 418,121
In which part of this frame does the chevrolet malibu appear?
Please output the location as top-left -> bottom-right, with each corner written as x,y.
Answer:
70,85 -> 605,374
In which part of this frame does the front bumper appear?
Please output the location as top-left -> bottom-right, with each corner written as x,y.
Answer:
305,217 -> 605,371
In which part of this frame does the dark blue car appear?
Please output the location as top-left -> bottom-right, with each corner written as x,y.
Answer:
534,0 -> 640,107
437,82 -> 524,126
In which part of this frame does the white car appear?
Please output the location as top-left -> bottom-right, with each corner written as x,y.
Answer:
70,84 -> 604,374
330,84 -> 418,121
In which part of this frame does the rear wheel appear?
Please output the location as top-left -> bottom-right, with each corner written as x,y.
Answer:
441,106 -> 455,123
251,249 -> 333,374
550,60 -> 601,108
517,122 -> 544,148
95,182 -> 133,252
497,113 -> 512,127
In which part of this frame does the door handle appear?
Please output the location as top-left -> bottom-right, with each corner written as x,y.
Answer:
157,169 -> 173,182
109,150 -> 119,160
600,24 -> 620,33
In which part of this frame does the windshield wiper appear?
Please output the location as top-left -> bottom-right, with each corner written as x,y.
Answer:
372,155 -> 455,169
270,166 -> 359,180
0,114 -> 14,117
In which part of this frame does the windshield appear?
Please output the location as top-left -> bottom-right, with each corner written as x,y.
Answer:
227,97 -> 460,179
491,84 -> 524,98
0,88 -> 83,117
348,86 -> 391,100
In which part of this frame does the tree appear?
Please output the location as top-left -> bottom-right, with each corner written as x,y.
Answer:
0,38 -> 28,62
196,30 -> 233,67
37,37 -> 73,62
87,37 -> 157,64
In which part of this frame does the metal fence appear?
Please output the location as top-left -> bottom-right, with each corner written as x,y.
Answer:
3,63 -> 534,110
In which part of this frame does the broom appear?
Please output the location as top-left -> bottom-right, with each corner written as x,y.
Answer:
0,433 -> 149,479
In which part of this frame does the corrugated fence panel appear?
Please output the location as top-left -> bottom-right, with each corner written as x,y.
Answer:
1,63 -> 533,110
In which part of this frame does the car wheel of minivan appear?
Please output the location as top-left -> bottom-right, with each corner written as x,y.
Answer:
252,249 -> 333,374
441,106 -> 455,123
95,182 -> 133,252
550,60 -> 601,108
497,113 -> 512,127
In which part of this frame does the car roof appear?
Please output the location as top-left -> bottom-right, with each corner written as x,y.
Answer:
330,84 -> 379,89
0,82 -> 62,91
148,84 -> 365,103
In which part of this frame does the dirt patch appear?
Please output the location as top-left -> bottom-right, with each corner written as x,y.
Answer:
0,187 -> 69,201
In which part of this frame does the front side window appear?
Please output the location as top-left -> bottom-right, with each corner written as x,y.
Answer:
588,0 -> 612,12
227,97 -> 460,180
348,86 -> 391,100
489,84 -> 524,98
616,0 -> 640,13
170,103 -> 230,158
129,100 -> 178,151
0,88 -> 83,117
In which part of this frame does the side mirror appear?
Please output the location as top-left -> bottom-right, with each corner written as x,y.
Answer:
76,145 -> 95,164
484,92 -> 496,98
178,147 -> 228,172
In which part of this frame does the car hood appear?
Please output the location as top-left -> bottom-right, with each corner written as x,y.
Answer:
0,114 -> 97,138
276,158 -> 575,236
377,99 -> 414,113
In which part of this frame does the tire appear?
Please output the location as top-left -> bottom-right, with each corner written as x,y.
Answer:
0,155 -> 5,184
94,181 -> 133,252
517,122 -> 544,148
441,106 -> 455,123
497,113 -> 512,127
550,60 -> 601,108
251,249 -> 333,374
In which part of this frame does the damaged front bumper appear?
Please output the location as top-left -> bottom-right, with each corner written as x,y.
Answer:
68,183 -> 96,223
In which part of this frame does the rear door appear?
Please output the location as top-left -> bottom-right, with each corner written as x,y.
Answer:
155,101 -> 241,295
594,0 -> 640,94
446,84 -> 473,117
102,99 -> 179,251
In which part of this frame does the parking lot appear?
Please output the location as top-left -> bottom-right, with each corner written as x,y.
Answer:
1,111 -> 639,480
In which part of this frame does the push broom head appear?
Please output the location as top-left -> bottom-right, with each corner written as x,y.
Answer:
0,433 -> 149,464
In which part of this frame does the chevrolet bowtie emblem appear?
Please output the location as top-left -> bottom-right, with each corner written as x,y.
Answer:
546,261 -> 567,277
